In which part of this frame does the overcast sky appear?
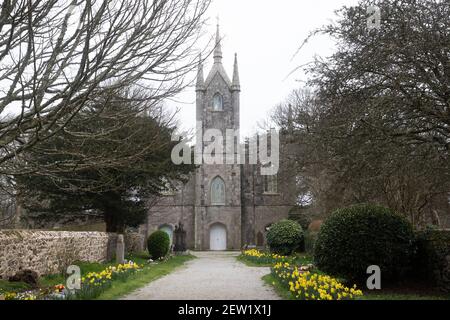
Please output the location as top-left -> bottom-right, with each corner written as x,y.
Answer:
169,0 -> 361,138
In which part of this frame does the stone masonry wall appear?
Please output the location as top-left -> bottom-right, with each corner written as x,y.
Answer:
124,231 -> 145,255
0,230 -> 118,279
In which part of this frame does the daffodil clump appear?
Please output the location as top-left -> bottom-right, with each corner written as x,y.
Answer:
242,249 -> 290,265
74,261 -> 143,300
272,262 -> 363,300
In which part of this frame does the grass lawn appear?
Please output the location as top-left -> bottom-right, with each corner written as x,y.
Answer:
0,253 -> 195,300
237,254 -> 269,267
238,253 -> 313,267
0,279 -> 31,293
262,274 -> 294,300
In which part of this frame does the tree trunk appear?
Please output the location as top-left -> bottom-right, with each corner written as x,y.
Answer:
104,212 -> 125,233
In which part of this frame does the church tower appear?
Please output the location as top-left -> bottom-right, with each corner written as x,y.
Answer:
194,25 -> 242,250
196,24 -> 240,134
143,25 -> 296,250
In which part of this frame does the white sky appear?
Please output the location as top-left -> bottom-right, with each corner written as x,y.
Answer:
169,0 -> 361,138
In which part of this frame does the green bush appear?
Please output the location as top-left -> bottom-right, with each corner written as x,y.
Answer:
266,219 -> 303,255
147,231 -> 170,259
413,230 -> 450,292
314,204 -> 414,283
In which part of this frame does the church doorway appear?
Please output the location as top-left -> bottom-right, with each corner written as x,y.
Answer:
209,223 -> 227,251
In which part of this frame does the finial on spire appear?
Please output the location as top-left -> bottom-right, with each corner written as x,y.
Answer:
196,53 -> 205,90
232,53 -> 240,91
213,22 -> 222,64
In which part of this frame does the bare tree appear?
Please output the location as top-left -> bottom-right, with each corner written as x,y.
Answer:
273,86 -> 450,228
0,0 -> 211,174
274,0 -> 450,227
302,0 -> 450,155
0,174 -> 16,227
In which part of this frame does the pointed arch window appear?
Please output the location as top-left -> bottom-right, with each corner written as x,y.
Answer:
213,93 -> 223,111
211,176 -> 225,205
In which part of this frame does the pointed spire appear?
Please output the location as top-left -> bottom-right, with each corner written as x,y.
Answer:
287,103 -> 294,133
213,23 -> 222,64
232,53 -> 240,91
196,54 -> 205,91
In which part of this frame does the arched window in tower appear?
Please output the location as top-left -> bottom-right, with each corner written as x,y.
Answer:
211,176 -> 225,205
213,93 -> 223,111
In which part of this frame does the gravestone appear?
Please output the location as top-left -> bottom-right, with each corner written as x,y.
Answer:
116,234 -> 125,264
174,222 -> 187,253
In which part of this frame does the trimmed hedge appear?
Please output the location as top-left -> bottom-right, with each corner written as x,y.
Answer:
147,230 -> 170,260
267,219 -> 303,255
314,204 -> 415,283
414,230 -> 450,292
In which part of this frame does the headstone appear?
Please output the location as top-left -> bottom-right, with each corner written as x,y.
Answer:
174,222 -> 187,253
116,234 -> 125,264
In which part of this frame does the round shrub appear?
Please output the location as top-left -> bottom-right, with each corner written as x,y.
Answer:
147,230 -> 170,259
267,219 -> 303,255
314,204 -> 414,283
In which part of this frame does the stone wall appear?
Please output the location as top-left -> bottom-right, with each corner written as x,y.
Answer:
124,231 -> 145,255
0,230 -> 118,279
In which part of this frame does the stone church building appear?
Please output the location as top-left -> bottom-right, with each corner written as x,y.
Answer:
141,26 -> 296,250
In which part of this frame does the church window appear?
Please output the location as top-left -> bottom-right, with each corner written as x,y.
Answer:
213,93 -> 223,111
264,174 -> 277,193
211,176 -> 225,205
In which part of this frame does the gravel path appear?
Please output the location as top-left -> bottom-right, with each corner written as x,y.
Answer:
122,251 -> 280,300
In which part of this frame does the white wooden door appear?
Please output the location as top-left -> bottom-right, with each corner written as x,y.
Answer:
210,224 -> 226,251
